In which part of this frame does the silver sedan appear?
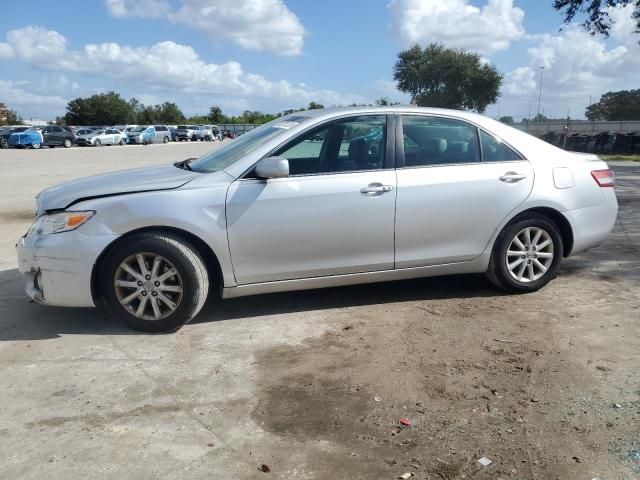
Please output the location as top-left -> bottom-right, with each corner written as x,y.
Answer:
16,107 -> 618,331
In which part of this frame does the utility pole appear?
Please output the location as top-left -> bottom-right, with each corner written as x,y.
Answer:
536,66 -> 545,119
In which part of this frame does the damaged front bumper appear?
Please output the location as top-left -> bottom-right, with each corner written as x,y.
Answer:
16,230 -> 118,307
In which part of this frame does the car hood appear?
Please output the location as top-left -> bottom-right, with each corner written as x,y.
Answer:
36,164 -> 200,212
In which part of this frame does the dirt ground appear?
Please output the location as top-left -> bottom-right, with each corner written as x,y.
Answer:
0,144 -> 638,479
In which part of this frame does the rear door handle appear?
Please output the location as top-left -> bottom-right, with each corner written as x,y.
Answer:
360,184 -> 394,194
499,172 -> 527,183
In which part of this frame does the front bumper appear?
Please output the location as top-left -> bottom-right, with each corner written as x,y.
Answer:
16,229 -> 119,307
76,138 -> 94,146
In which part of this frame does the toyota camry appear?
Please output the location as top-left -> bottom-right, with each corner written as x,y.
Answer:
16,107 -> 618,332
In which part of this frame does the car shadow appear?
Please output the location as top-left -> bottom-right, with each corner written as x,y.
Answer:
0,267 -> 507,341
194,273 -> 504,325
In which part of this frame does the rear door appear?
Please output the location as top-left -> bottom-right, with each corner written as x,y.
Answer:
395,114 -> 534,268
226,114 -> 397,284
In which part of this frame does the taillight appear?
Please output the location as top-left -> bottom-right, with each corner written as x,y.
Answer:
591,169 -> 615,187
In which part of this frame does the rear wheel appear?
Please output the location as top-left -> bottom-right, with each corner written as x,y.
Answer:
31,143 -> 40,149
163,136 -> 169,143
63,138 -> 72,148
0,139 -> 7,149
118,138 -> 124,145
94,139 -> 101,147
100,232 -> 209,332
487,214 -> 563,293
191,134 -> 197,141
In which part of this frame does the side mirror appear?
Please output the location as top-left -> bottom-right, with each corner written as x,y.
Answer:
255,156 -> 289,179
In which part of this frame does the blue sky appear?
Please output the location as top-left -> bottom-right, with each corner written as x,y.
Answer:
1,0 -> 638,121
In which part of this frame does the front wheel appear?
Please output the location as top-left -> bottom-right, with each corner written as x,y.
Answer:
486,214 -> 563,293
31,143 -> 41,149
63,138 -> 72,148
94,139 -> 101,146
1,139 -> 8,149
100,232 -> 209,332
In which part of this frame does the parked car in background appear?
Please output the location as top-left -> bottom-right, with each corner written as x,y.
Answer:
77,128 -> 126,146
8,127 -> 44,148
126,126 -> 156,144
41,126 -> 76,148
170,127 -> 179,142
74,128 -> 95,137
154,125 -> 171,143
16,106 -> 618,332
175,125 -> 198,141
195,125 -> 216,141
122,125 -> 138,134
0,125 -> 32,148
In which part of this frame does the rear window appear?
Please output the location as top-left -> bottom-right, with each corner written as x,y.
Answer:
177,125 -> 188,129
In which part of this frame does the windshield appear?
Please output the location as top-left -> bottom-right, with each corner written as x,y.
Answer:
189,116 -> 309,173
131,126 -> 146,133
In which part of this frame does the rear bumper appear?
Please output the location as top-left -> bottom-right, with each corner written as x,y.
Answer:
16,230 -> 119,307
563,188 -> 618,255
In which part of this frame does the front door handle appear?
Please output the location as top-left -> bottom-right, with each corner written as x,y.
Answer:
499,172 -> 527,183
360,184 -> 394,194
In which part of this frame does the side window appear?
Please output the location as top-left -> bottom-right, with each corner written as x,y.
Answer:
480,130 -> 523,162
273,115 -> 387,176
52,126 -> 63,133
401,115 -> 480,166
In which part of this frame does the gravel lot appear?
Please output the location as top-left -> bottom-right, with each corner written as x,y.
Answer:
0,145 -> 638,479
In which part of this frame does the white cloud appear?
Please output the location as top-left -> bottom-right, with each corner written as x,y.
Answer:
387,0 -> 525,54
504,26 -> 638,98
0,80 -> 67,113
499,7 -> 640,119
0,26 -> 355,110
104,0 -> 306,56
0,42 -> 13,59
105,0 -> 171,18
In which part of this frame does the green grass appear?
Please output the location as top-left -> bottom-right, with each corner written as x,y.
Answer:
599,154 -> 640,162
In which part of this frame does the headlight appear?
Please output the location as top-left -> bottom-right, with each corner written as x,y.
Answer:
27,211 -> 95,236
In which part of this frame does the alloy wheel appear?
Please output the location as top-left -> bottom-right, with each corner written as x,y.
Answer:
505,227 -> 554,283
114,252 -> 184,320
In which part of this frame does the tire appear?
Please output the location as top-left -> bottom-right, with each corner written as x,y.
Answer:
118,138 -> 125,145
94,139 -> 101,146
191,134 -> 197,141
486,213 -> 563,293
143,139 -> 148,146
0,139 -> 7,149
31,143 -> 40,149
163,136 -> 169,143
100,232 -> 209,332
63,138 -> 72,148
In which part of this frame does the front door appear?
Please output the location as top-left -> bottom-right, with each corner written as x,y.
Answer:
395,114 -> 534,268
226,114 -> 397,284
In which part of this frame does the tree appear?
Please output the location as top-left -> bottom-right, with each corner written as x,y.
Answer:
307,101 -> 324,110
532,113 -> 549,122
64,92 -> 133,125
208,105 -> 224,123
393,43 -> 503,113
156,102 -> 185,124
554,0 -> 640,37
376,97 -> 400,106
0,102 -> 21,125
499,116 -> 514,124
586,89 -> 640,120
